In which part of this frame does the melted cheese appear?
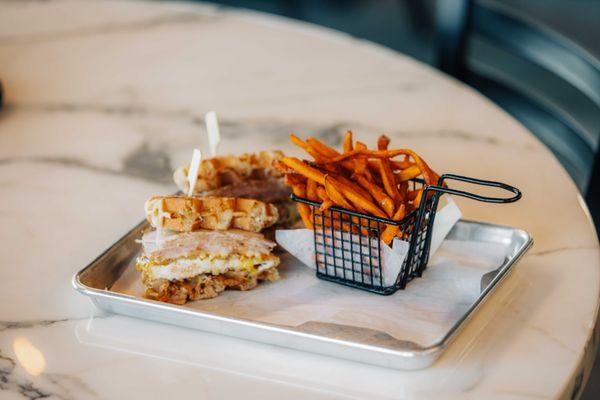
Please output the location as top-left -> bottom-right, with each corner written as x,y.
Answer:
137,254 -> 279,282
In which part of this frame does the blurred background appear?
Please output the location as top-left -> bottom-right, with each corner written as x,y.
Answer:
198,0 -> 600,396
203,0 -> 599,226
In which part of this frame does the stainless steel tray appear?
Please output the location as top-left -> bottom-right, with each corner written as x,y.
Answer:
73,220 -> 532,370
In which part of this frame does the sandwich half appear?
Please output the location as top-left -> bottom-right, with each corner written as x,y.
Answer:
172,151 -> 298,228
136,229 -> 280,304
145,195 -> 278,232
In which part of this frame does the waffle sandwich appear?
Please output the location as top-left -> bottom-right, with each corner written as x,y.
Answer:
137,195 -> 280,304
172,151 -> 297,228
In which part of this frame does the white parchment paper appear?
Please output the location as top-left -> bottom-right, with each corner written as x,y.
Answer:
276,198 -> 462,286
111,223 -> 510,348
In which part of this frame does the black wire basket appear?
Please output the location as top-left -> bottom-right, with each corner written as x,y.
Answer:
291,174 -> 521,295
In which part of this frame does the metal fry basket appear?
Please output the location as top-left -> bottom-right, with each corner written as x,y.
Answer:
292,174 -> 522,295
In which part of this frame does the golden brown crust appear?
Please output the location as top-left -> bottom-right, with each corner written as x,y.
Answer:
144,267 -> 280,304
173,151 -> 285,195
145,196 -> 278,232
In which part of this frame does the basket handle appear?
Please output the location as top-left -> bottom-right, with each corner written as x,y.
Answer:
426,174 -> 521,203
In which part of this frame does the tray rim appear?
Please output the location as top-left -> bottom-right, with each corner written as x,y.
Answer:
72,219 -> 533,368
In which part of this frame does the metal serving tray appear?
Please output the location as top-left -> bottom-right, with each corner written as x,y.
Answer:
73,220 -> 532,370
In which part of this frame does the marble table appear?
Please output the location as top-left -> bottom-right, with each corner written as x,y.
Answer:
0,0 -> 598,398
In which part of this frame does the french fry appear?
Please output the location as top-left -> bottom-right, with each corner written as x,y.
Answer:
397,165 -> 421,182
413,188 -> 424,208
284,173 -> 306,186
390,158 -> 415,171
328,176 -> 387,218
377,134 -> 390,150
355,174 -> 395,217
343,131 -> 353,153
290,134 -> 340,173
280,133 -> 441,242
306,179 -> 319,201
324,148 -> 440,185
398,181 -> 409,203
380,205 -> 406,245
377,159 -> 402,204
306,137 -> 340,158
407,189 -> 419,201
307,136 -> 360,174
281,157 -> 327,185
316,186 -> 334,212
324,176 -> 354,210
354,141 -> 372,178
332,173 -> 374,202
291,183 -> 313,229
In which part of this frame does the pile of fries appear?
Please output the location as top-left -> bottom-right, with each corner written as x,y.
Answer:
274,132 -> 441,244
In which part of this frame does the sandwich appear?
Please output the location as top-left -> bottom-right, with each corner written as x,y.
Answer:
172,151 -> 298,228
136,195 -> 280,304
144,195 -> 279,232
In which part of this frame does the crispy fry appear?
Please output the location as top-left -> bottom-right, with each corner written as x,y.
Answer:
324,176 -> 354,210
377,134 -> 390,150
377,159 -> 402,204
306,179 -> 319,201
316,186 -> 329,202
407,189 -> 419,201
332,173 -> 374,202
316,186 -> 334,212
398,181 -> 409,203
307,137 -> 361,174
329,176 -> 387,218
306,137 -> 339,158
290,183 -> 313,229
290,134 -> 334,169
355,174 -> 394,217
390,158 -> 415,171
273,159 -> 296,174
397,165 -> 421,182
324,148 -> 439,185
284,173 -> 306,186
353,141 -> 371,177
380,205 -> 406,244
413,188 -> 424,208
280,133 -> 440,241
343,131 -> 353,153
281,157 -> 327,185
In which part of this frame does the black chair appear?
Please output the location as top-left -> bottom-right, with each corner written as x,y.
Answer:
434,0 -> 600,228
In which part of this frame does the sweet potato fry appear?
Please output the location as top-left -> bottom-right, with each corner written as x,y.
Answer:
323,149 -> 440,185
316,186 -> 334,212
398,181 -> 409,203
413,188 -> 424,208
407,189 -> 419,201
355,174 -> 394,217
380,205 -> 406,245
306,179 -> 319,201
290,183 -> 313,229
353,141 -> 372,177
324,176 -> 354,210
290,134 -> 333,167
273,159 -> 297,175
306,137 -> 339,158
343,131 -> 353,153
377,159 -> 402,204
280,133 -> 441,243
284,173 -> 306,186
332,173 -> 374,202
281,157 -> 327,185
377,134 -> 390,150
328,176 -> 387,218
397,165 -> 421,182
390,157 -> 414,171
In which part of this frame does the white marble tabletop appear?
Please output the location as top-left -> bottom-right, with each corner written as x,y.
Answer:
0,0 -> 599,399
